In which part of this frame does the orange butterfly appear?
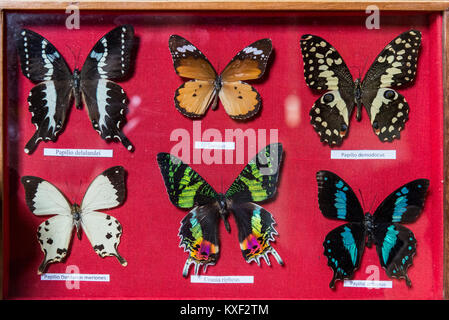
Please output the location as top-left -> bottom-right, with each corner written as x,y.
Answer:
169,35 -> 272,120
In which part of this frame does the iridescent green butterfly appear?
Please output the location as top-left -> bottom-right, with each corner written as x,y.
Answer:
157,143 -> 284,277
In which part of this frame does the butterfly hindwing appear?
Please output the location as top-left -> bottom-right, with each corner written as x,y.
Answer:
373,223 -> 416,287
81,211 -> 127,266
179,203 -> 221,277
364,88 -> 409,142
324,223 -> 366,288
80,25 -> 134,81
219,81 -> 261,120
225,143 -> 283,203
24,81 -> 73,154
231,202 -> 283,266
36,215 -> 74,275
309,91 -> 351,146
316,171 -> 364,222
373,179 -> 429,224
157,153 -> 219,209
174,80 -> 216,118
81,79 -> 133,150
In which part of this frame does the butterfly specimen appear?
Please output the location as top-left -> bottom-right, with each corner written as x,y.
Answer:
17,25 -> 135,154
316,170 -> 429,288
300,30 -> 421,146
21,166 -> 127,274
168,35 -> 272,120
157,143 -> 283,277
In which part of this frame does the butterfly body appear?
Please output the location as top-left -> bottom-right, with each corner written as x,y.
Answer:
157,143 -> 283,277
71,68 -> 83,109
17,25 -> 135,154
70,203 -> 83,239
169,35 -> 272,120
301,30 -> 421,145
316,170 -> 429,288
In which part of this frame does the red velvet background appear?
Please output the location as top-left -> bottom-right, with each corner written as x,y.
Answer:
3,11 -> 444,299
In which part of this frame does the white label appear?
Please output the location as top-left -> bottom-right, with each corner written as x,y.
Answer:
343,280 -> 393,288
41,273 -> 110,282
194,141 -> 235,150
190,275 -> 254,284
331,150 -> 396,160
44,148 -> 113,158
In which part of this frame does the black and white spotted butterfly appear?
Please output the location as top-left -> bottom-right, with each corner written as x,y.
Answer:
21,166 -> 127,274
300,30 -> 421,146
17,25 -> 135,154
316,170 -> 429,288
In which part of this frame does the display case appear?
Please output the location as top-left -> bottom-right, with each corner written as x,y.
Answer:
1,0 -> 448,300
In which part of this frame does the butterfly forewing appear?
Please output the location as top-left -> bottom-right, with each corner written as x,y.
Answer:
373,179 -> 429,224
225,143 -> 283,203
316,171 -> 364,222
179,203 -> 221,277
81,166 -> 126,213
169,35 -> 217,80
220,38 -> 272,82
80,25 -> 134,81
300,34 -> 354,92
21,176 -> 72,216
361,30 -> 421,92
18,29 -> 72,82
157,153 -> 219,208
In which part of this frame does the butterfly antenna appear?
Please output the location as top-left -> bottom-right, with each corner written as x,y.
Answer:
75,179 -> 82,205
368,194 -> 377,215
75,47 -> 82,70
358,188 -> 366,212
65,44 -> 75,66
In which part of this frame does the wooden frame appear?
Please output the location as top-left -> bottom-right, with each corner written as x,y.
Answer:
1,0 -> 448,300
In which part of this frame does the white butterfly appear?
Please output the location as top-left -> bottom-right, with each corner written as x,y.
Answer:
21,166 -> 127,274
